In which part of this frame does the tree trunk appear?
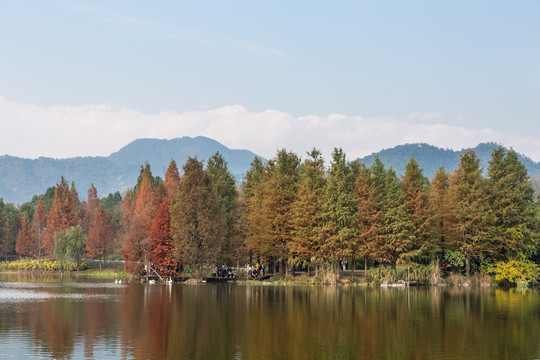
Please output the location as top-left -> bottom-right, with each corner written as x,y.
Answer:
466,254 -> 470,277
364,257 -> 368,274
307,259 -> 310,276
351,255 -> 355,280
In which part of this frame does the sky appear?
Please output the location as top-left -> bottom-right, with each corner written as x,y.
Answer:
0,0 -> 539,161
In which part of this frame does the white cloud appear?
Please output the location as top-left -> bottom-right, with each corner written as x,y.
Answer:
0,97 -> 539,163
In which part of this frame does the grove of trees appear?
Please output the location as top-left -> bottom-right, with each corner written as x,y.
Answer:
2,146 -> 539,279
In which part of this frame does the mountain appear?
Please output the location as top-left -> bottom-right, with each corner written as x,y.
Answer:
0,136 -> 262,205
359,143 -> 540,178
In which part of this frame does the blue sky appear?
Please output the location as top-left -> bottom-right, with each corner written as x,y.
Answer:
0,0 -> 539,161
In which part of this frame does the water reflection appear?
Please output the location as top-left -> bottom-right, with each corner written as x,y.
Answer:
0,275 -> 539,359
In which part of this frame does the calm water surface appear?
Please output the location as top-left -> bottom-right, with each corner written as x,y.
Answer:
0,274 -> 539,359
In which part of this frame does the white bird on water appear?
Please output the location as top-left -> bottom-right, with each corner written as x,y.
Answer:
149,279 -> 156,284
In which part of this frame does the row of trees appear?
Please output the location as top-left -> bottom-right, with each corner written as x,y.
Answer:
244,146 -> 538,276
5,146 -> 540,277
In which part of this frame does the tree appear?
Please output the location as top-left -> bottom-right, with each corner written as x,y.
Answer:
121,164 -> 159,273
356,162 -> 383,273
0,200 -> 19,260
379,167 -> 414,266
431,167 -> 454,256
244,157 -> 265,259
164,160 -> 181,199
86,205 -> 113,271
54,225 -> 87,271
43,177 -> 79,257
16,213 -> 34,257
170,157 -> 225,272
32,197 -> 47,261
149,199 -> 177,276
81,184 -> 100,232
448,150 -> 490,276
486,146 -> 538,260
320,148 -> 358,276
289,149 -> 326,275
401,158 -> 437,262
206,152 -> 239,266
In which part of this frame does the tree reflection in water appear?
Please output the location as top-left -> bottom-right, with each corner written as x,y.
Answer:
0,277 -> 539,359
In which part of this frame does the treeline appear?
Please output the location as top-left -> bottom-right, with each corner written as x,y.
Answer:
3,146 -> 540,277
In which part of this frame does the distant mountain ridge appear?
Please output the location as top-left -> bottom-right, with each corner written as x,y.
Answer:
359,143 -> 540,178
0,136 -> 262,205
1,139 -> 538,205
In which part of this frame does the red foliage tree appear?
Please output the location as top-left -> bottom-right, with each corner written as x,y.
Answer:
15,213 -> 34,256
149,199 -> 177,276
86,205 -> 113,271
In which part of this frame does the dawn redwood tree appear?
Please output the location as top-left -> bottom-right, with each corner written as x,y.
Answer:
289,149 -> 326,275
244,157 -> 265,259
149,198 -> 177,276
430,167 -> 454,256
121,165 -> 159,273
401,158 -> 437,263
258,150 -> 300,275
81,184 -> 100,232
356,162 -> 383,273
32,198 -> 47,261
16,213 -> 34,257
448,150 -> 490,276
486,146 -> 538,260
320,148 -> 358,276
164,160 -> 181,199
43,177 -> 79,258
170,157 -> 225,272
206,152 -> 240,266
380,167 -> 415,266
86,204 -> 113,271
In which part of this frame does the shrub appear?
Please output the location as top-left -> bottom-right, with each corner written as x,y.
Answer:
487,259 -> 539,285
0,258 -> 88,271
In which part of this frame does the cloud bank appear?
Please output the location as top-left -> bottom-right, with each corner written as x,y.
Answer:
1,97 -> 539,163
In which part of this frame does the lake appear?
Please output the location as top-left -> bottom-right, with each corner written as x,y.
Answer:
0,274 -> 539,359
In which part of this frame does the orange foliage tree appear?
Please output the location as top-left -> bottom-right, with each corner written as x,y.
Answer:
15,213 -> 35,256
86,205 -> 113,271
121,164 -> 159,273
43,177 -> 79,258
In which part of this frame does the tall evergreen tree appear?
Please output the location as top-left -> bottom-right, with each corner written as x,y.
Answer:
356,162 -> 383,272
380,167 -> 415,265
170,157 -> 225,271
320,148 -> 358,275
486,146 -> 538,259
206,152 -> 240,265
431,167 -> 453,255
448,150 -> 490,275
289,149 -> 326,274
401,158 -> 437,262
